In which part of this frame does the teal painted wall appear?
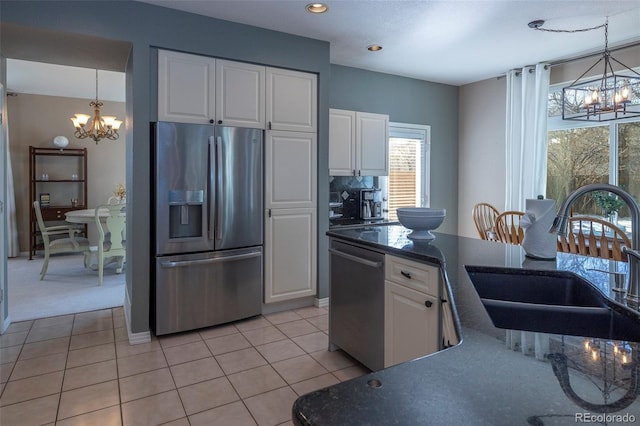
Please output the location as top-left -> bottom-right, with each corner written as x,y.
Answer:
330,65 -> 459,236
1,0 -> 331,332
1,1 -> 459,323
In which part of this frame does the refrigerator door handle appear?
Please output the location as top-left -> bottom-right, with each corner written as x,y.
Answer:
216,135 -> 224,241
159,251 -> 262,268
208,136 -> 216,241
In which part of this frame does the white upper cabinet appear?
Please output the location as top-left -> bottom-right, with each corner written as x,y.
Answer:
357,112 -> 389,176
158,50 -> 216,124
328,109 -> 356,176
215,60 -> 265,128
266,68 -> 317,132
329,109 -> 389,176
265,130 -> 317,209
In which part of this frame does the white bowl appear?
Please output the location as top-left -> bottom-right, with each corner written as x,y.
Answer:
397,207 -> 446,240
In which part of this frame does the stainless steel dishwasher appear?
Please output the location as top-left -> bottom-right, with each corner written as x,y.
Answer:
329,238 -> 385,371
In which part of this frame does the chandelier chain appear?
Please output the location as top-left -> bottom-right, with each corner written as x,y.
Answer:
533,21 -> 606,34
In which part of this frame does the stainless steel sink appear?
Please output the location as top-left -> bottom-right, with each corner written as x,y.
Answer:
465,266 -> 640,342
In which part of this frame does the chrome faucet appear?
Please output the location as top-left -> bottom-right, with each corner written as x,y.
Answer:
549,183 -> 640,308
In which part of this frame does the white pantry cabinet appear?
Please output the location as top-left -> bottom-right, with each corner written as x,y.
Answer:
264,130 -> 317,303
264,208 -> 317,303
329,109 -> 389,176
384,255 -> 440,367
158,50 -> 265,128
265,131 -> 317,209
266,68 -> 317,133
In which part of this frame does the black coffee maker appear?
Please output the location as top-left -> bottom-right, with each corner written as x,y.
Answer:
359,189 -> 383,220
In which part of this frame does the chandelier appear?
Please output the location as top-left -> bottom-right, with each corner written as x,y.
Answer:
530,18 -> 640,122
70,69 -> 122,143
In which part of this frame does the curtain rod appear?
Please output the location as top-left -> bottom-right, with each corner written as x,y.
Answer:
548,39 -> 640,68
496,39 -> 640,80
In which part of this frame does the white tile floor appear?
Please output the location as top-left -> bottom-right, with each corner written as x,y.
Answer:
0,306 -> 369,426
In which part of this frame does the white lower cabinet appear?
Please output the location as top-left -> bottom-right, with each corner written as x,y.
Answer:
384,255 -> 441,367
264,208 -> 317,303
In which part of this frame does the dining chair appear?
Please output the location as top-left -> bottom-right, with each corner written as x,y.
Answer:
495,211 -> 525,245
91,201 -> 126,285
33,201 -> 91,280
472,203 -> 500,241
557,216 -> 631,261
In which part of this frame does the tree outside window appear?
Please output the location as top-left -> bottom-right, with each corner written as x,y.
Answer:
546,86 -> 640,234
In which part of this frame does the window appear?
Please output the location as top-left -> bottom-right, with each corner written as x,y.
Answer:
380,123 -> 430,221
546,83 -> 640,233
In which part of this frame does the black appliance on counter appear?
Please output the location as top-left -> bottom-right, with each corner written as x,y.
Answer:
360,188 -> 383,220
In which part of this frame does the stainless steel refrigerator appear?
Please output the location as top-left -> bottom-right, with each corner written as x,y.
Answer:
153,121 -> 263,335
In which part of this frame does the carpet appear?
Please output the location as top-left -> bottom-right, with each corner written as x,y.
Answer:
7,253 -> 125,322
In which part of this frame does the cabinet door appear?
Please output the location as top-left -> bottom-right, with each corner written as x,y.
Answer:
357,112 -> 389,176
266,68 -> 317,132
264,208 -> 317,303
384,280 -> 439,367
329,109 -> 356,176
158,50 -> 216,124
265,131 -> 317,209
215,60 -> 265,128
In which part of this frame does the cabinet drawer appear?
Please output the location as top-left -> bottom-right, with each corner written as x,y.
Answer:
385,255 -> 440,297
40,207 -> 74,221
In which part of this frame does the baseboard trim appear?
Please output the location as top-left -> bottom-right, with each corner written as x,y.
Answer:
315,297 -> 329,308
124,289 -> 151,345
1,315 -> 11,334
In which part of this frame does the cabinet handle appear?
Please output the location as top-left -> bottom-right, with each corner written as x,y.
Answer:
358,170 -> 361,176
268,121 -> 272,130
268,209 -> 272,218
425,300 -> 433,308
400,270 -> 412,279
217,120 -> 223,125
352,170 -> 356,176
209,119 -> 214,124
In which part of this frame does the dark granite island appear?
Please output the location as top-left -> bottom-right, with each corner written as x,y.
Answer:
293,225 -> 640,425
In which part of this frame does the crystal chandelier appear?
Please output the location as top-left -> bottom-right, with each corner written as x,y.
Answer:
530,18 -> 640,122
70,69 -> 122,143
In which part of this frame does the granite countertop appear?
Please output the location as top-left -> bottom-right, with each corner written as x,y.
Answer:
293,225 -> 640,425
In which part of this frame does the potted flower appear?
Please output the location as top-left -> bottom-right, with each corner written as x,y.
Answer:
113,183 -> 126,202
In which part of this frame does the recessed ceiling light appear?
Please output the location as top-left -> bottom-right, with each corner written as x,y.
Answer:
306,3 -> 328,13
367,45 -> 383,52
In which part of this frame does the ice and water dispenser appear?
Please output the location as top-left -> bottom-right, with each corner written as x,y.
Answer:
168,189 -> 204,239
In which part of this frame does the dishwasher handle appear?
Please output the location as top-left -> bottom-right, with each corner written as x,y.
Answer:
329,248 -> 383,269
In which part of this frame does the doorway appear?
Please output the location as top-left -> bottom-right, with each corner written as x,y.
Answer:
2,25 -> 132,326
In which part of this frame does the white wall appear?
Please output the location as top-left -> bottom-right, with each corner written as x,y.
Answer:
457,45 -> 640,240
458,77 -> 506,238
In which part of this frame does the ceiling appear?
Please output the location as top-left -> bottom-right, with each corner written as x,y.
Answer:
4,0 -> 640,100
137,0 -> 640,85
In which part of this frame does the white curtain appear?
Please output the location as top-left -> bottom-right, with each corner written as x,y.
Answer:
504,63 -> 550,360
505,63 -> 550,210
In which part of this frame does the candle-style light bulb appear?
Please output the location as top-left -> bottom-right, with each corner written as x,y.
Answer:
622,86 -> 629,100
